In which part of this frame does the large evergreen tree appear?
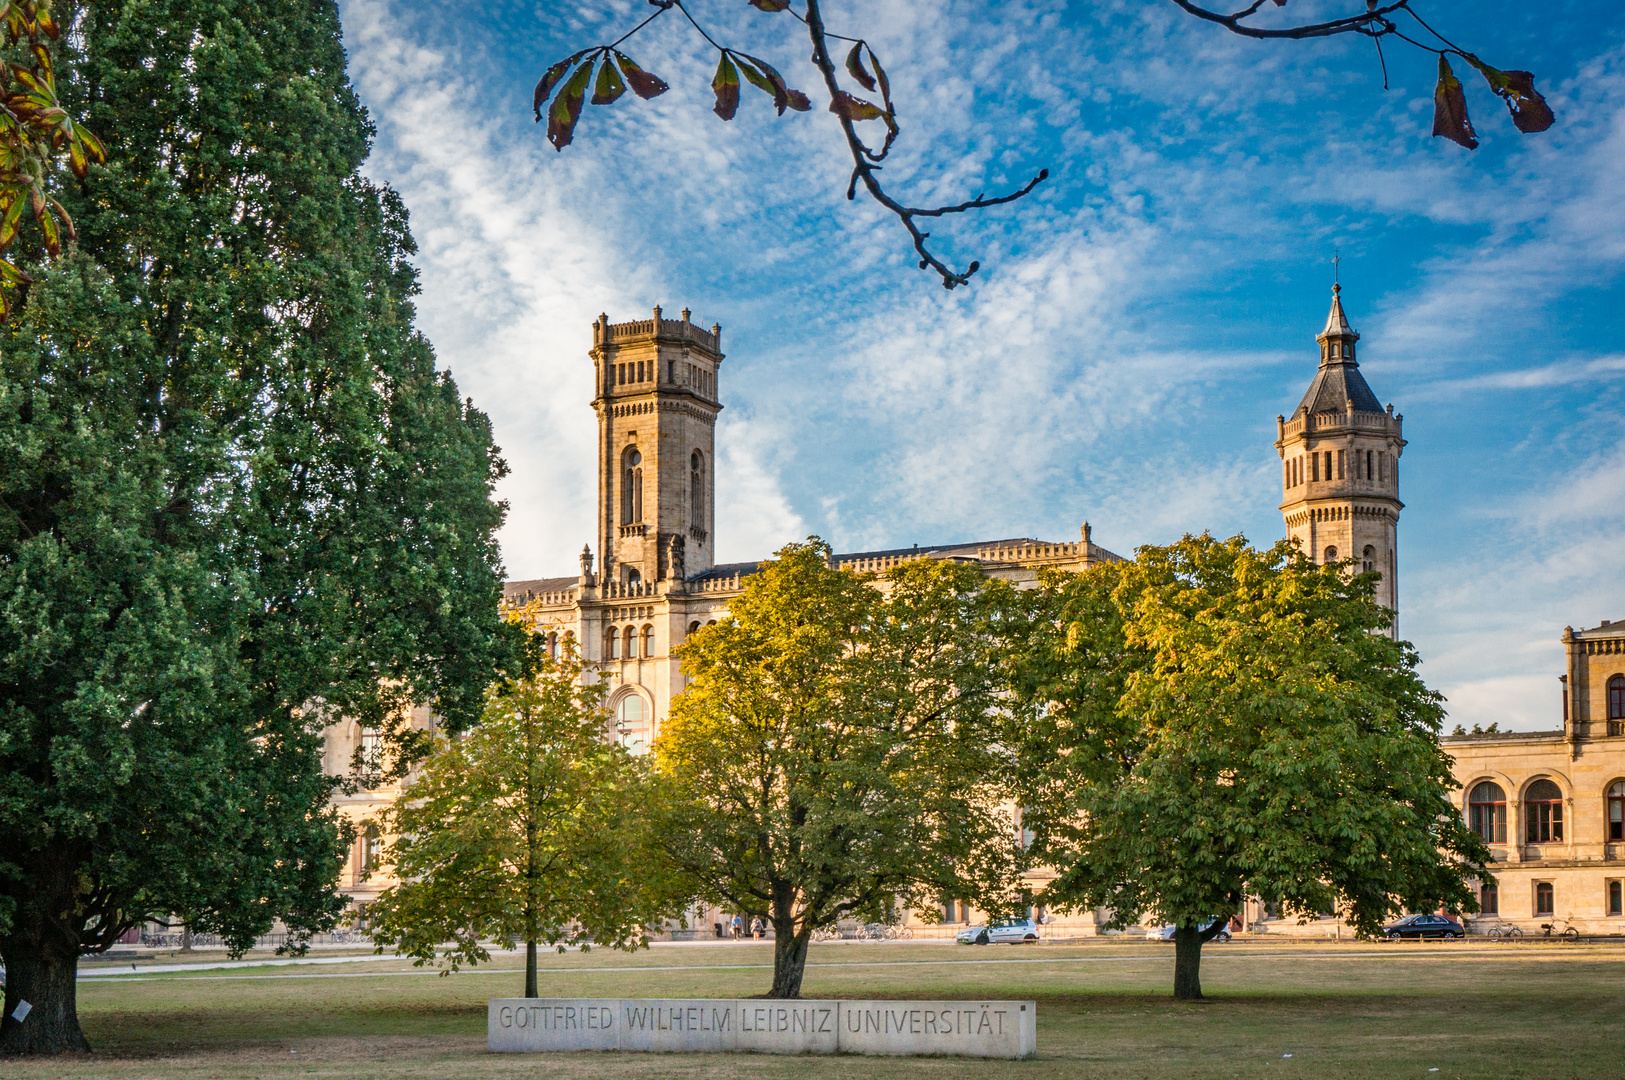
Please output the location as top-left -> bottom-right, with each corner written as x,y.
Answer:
0,0 -> 511,1054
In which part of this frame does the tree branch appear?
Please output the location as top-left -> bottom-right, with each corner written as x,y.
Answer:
802,0 -> 1046,289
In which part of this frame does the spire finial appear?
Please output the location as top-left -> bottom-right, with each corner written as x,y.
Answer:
1332,248 -> 1341,294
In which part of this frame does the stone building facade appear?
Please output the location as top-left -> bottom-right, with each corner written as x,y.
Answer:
1440,621 -> 1625,934
328,295 -> 1622,939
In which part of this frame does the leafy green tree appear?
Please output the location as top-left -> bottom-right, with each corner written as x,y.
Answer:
1016,534 -> 1491,1000
0,0 -> 510,1055
656,539 -> 1026,999
368,640 -> 683,998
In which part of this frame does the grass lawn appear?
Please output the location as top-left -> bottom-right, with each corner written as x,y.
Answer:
10,939 -> 1622,1079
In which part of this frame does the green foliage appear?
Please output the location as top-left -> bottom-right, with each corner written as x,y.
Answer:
1017,534 -> 1491,994
0,0 -> 510,1054
656,539 -> 1025,998
368,642 -> 683,984
0,0 -> 107,315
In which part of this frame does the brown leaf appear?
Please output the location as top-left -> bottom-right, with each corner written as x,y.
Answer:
534,50 -> 590,120
613,51 -> 669,100
591,53 -> 627,105
785,89 -> 812,112
1464,58 -> 1555,134
845,42 -> 876,92
1431,55 -> 1477,150
829,89 -> 887,123
547,59 -> 594,150
747,0 -> 792,9
712,53 -> 741,121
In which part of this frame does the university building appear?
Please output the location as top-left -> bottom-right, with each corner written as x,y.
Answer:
329,291 -> 1625,937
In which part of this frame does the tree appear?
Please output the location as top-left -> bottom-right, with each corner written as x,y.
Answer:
0,0 -> 512,1055
531,1 -> 1553,290
655,539 -> 1026,999
368,638 -> 680,999
1016,534 -> 1492,1001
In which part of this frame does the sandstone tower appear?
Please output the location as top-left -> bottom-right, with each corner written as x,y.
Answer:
590,307 -> 721,587
1275,285 -> 1405,635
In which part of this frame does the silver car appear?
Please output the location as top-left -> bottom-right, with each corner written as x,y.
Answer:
954,917 -> 1041,945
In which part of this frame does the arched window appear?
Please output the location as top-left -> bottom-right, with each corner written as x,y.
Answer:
1324,546 -> 1338,563
688,620 -> 701,635
1362,545 -> 1375,573
1609,675 -> 1625,722
626,567 -> 641,586
1525,779 -> 1564,843
606,626 -> 619,660
358,727 -> 383,783
1479,878 -> 1498,915
546,632 -> 559,659
360,822 -> 381,876
1609,880 -> 1622,916
614,693 -> 648,752
690,450 -> 705,526
1535,881 -> 1554,916
1469,782 -> 1507,843
1608,780 -> 1624,842
641,624 -> 654,658
622,626 -> 635,658
621,448 -> 643,524
1366,449 -> 1374,480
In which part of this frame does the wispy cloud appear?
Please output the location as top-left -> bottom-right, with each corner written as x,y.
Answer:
342,0 -> 1625,728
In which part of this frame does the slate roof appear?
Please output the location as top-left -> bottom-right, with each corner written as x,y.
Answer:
683,535 -> 1122,586
1296,286 -> 1385,416
503,576 -> 577,601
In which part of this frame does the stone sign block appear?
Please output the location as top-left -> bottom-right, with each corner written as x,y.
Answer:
488,998 -> 1036,1058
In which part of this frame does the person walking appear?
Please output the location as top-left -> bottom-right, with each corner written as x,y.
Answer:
730,914 -> 744,940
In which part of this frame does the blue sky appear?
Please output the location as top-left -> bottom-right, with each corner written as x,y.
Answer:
336,0 -> 1624,730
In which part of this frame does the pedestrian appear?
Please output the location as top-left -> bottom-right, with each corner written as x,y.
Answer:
752,916 -> 766,939
731,914 -> 743,940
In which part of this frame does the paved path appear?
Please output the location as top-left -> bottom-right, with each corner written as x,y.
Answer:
77,945 -> 1586,983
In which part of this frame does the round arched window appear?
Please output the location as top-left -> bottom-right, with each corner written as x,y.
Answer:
1609,675 -> 1625,724
1525,779 -> 1564,843
1324,546 -> 1338,563
1468,781 -> 1507,844
1608,780 -> 1624,842
614,693 -> 648,752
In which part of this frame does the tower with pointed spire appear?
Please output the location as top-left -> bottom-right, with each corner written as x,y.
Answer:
1275,285 -> 1405,635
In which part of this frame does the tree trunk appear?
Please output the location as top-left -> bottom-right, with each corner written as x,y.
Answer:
525,938 -> 538,998
0,931 -> 90,1055
1172,925 -> 1205,1001
767,918 -> 811,999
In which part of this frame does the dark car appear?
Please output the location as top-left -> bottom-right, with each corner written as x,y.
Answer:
1383,914 -> 1464,940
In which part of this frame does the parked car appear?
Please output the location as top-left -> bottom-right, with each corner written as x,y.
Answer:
1145,919 -> 1231,943
954,917 -> 1041,945
1382,914 -> 1464,940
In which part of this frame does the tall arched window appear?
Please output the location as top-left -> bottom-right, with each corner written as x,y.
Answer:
546,632 -> 559,659
1610,676 -> 1625,734
1535,881 -> 1554,915
614,692 -> 648,752
1525,779 -> 1564,843
606,626 -> 619,660
690,451 -> 705,526
1362,545 -> 1375,573
359,822 -> 381,877
640,624 -> 654,658
1469,781 -> 1507,843
621,447 -> 643,524
358,727 -> 383,784
622,626 -> 635,658
1479,878 -> 1498,915
1608,780 -> 1624,842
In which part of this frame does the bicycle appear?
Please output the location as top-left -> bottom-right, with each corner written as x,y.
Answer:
1487,924 -> 1523,939
1539,919 -> 1579,940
